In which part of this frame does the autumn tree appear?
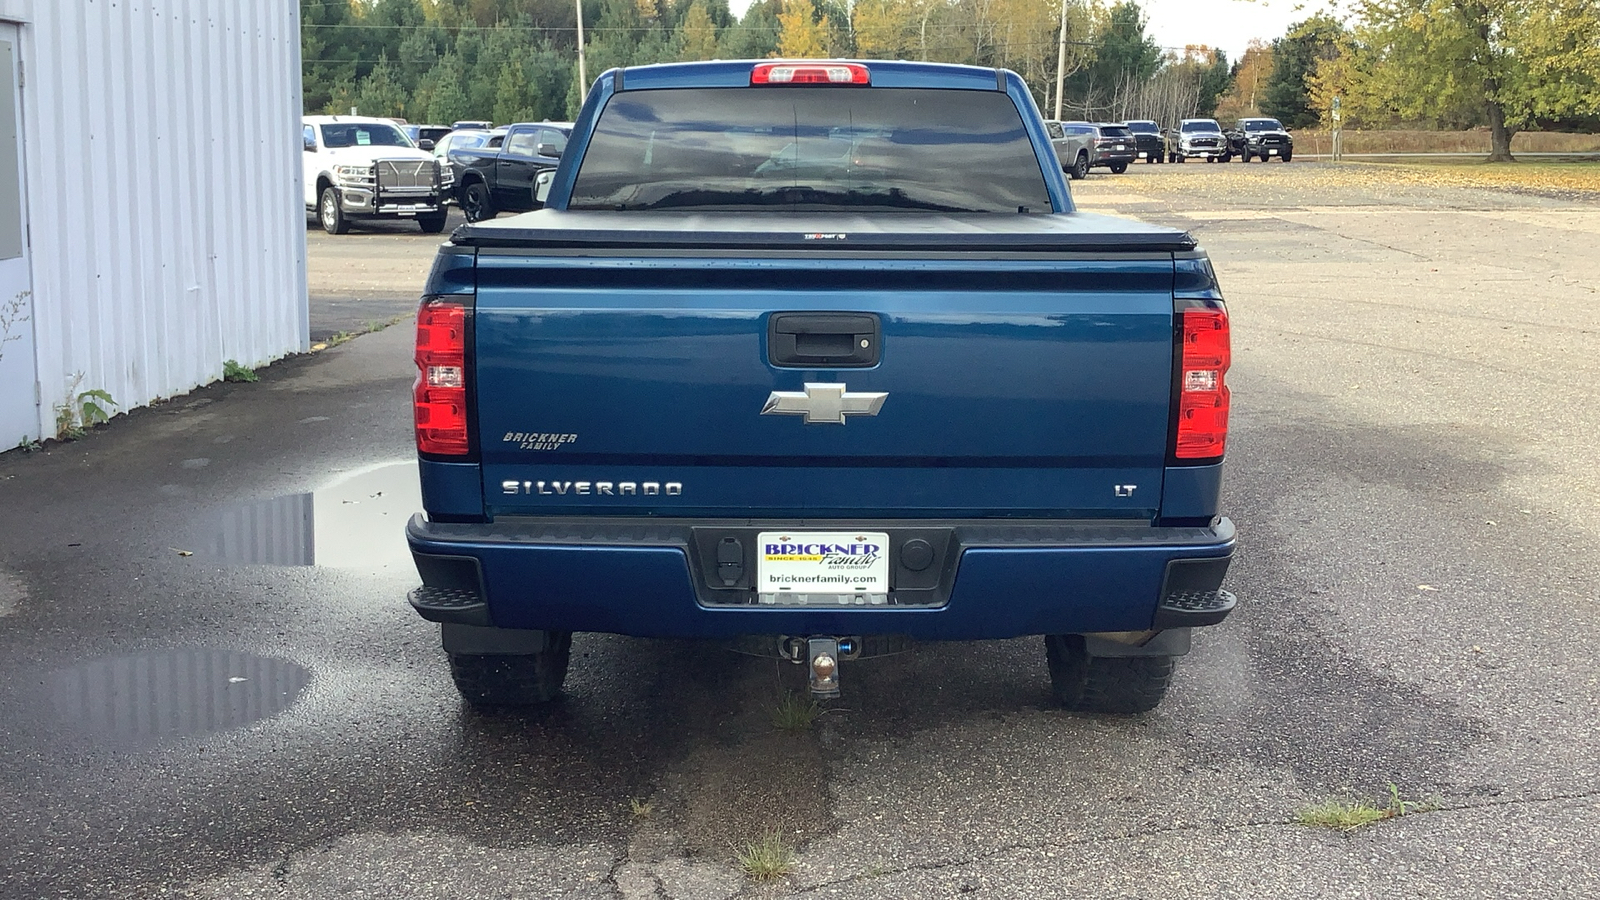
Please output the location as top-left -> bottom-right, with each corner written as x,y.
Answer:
1262,14 -> 1343,128
676,0 -> 720,60
1213,40 -> 1272,121
777,0 -> 830,57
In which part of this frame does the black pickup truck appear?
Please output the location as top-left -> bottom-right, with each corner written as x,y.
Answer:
448,122 -> 572,222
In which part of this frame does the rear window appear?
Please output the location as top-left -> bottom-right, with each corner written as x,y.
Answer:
1099,126 -> 1132,138
568,87 -> 1052,213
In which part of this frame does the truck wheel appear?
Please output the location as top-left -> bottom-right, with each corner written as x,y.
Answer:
1069,152 -> 1089,180
459,181 -> 496,223
417,211 -> 449,234
1044,634 -> 1172,714
1281,150 -> 1292,163
319,186 -> 349,235
1109,162 -> 1127,174
448,631 -> 573,707
1240,150 -> 1252,163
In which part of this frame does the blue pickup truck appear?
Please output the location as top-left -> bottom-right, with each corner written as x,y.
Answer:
406,60 -> 1236,714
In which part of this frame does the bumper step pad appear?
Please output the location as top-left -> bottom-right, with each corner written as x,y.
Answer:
1153,589 -> 1236,628
408,586 -> 490,626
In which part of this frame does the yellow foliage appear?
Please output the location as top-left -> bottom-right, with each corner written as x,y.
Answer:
777,0 -> 829,59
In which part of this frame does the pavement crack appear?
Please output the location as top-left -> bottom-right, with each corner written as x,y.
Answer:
792,788 -> 1600,893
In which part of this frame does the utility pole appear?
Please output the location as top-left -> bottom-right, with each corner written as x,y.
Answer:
576,0 -> 588,97
1054,0 -> 1068,120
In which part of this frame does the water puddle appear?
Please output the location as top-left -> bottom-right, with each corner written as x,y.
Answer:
209,461 -> 421,572
49,648 -> 311,749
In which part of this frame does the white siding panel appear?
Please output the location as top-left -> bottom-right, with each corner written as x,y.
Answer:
21,0 -> 305,436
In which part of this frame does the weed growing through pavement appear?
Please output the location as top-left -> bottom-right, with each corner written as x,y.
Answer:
223,360 -> 259,382
629,798 -> 653,820
1296,784 -> 1431,831
736,829 -> 795,881
770,693 -> 822,731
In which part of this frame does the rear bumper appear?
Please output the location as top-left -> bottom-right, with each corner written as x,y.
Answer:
405,515 -> 1237,640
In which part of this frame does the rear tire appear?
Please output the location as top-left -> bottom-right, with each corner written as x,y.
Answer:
1109,162 -> 1128,174
1070,152 -> 1089,180
1045,634 -> 1173,714
449,631 -> 573,707
459,180 -> 496,223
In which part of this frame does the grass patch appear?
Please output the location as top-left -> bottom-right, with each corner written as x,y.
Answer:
222,360 -> 258,383
736,829 -> 796,881
1297,784 -> 1429,832
629,797 -> 653,820
770,693 -> 822,731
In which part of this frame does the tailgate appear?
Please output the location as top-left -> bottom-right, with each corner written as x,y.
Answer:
471,249 -> 1176,519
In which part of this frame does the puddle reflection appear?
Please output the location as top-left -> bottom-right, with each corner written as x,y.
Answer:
211,461 -> 421,572
50,648 -> 311,749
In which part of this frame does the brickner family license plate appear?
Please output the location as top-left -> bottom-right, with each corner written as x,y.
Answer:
757,532 -> 890,595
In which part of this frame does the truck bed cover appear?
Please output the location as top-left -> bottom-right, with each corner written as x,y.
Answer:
449,210 -> 1197,254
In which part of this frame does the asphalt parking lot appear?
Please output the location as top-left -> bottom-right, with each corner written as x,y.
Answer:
2,162 -> 1598,898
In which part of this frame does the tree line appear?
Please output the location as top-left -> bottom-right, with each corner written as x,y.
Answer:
303,0 -> 1600,162
1229,2 -> 1600,161
301,0 -> 1235,126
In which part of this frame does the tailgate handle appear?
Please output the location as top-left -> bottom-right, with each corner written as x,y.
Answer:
768,313 -> 881,368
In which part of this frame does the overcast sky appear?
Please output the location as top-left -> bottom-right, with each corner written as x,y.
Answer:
728,0 -> 1338,63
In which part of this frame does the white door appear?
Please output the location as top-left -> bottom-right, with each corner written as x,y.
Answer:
0,23 -> 36,445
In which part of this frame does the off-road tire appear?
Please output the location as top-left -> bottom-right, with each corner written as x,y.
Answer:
448,631 -> 573,707
1109,162 -> 1128,174
1044,634 -> 1173,714
1069,152 -> 1090,180
319,185 -> 349,235
1281,150 -> 1292,163
417,211 -> 449,234
1240,150 -> 1252,163
459,180 -> 496,223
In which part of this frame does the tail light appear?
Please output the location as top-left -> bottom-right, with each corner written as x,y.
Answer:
1174,306 -> 1230,460
751,63 -> 871,85
415,299 -> 470,456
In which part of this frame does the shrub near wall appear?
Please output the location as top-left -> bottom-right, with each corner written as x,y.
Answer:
1292,130 -> 1600,154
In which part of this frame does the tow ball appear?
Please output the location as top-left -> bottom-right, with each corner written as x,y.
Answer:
780,636 -> 861,699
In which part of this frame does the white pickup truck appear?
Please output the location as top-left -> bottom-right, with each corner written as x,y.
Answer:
302,115 -> 453,234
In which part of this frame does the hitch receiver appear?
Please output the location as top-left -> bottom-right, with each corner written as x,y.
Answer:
808,637 -> 841,699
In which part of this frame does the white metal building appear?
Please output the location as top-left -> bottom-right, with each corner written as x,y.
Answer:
0,0 -> 307,446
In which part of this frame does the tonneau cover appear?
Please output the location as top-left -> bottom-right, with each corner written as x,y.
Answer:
450,209 -> 1197,253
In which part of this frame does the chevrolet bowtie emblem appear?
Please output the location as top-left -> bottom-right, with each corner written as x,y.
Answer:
761,383 -> 888,425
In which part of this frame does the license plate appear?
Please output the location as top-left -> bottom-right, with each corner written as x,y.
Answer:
1137,152 -> 1147,158
1268,149 -> 1278,155
1115,145 -> 1126,150
758,532 -> 890,596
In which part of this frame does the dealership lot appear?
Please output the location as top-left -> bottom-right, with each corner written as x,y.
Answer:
1,163 -> 1597,898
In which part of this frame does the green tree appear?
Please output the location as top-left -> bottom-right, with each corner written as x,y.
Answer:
1342,0 -> 1600,160
1066,1 -> 1162,118
356,54 -> 409,118
719,0 -> 782,59
1262,14 -> 1344,128
424,53 -> 472,124
676,0 -> 721,61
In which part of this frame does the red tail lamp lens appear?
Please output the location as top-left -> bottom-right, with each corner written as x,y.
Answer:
415,300 -> 469,456
1174,307 -> 1230,460
751,63 -> 871,85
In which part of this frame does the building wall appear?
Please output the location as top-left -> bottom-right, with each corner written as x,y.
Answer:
9,0 -> 306,438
